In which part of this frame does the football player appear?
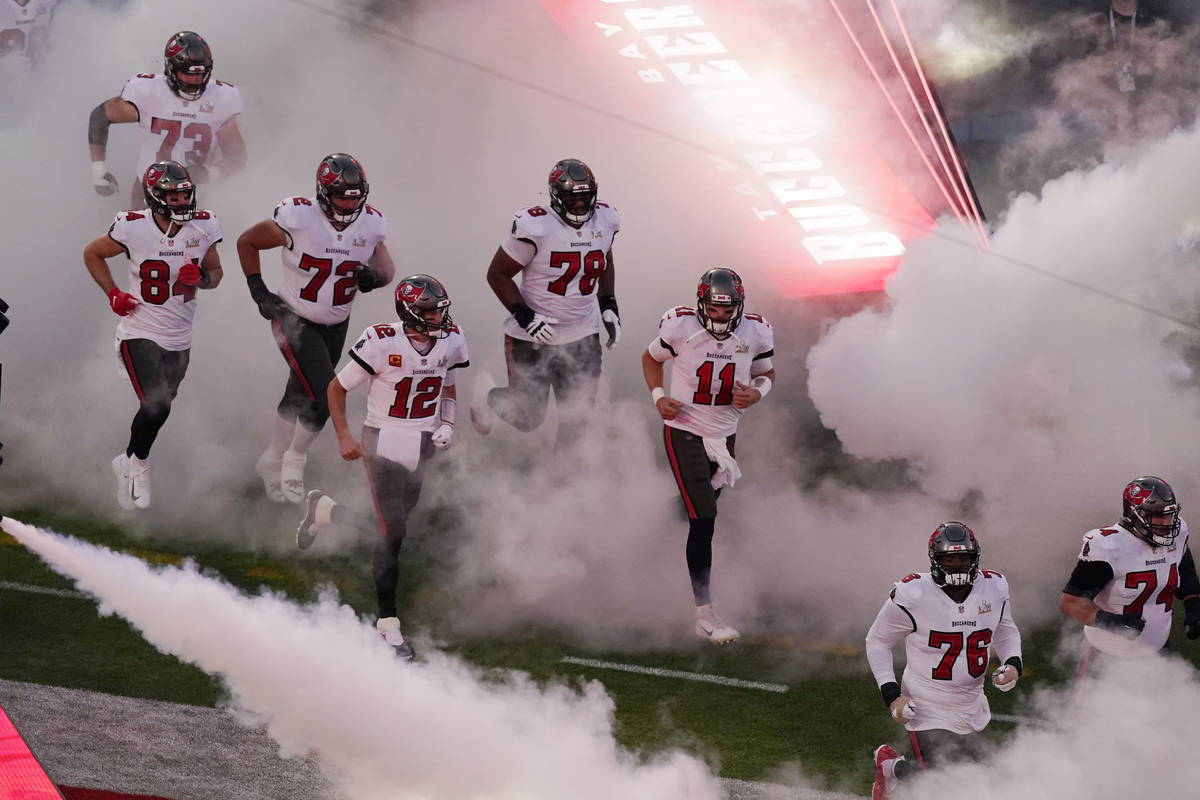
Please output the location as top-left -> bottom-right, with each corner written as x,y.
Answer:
865,523 -> 1023,800
83,161 -> 224,510
237,153 -> 395,504
1060,476 -> 1200,669
0,0 -> 59,68
469,158 -> 620,452
641,268 -> 774,644
297,275 -> 469,660
88,31 -> 246,203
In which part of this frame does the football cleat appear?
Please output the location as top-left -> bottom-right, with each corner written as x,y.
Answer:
254,451 -> 286,503
130,458 -> 151,510
872,744 -> 902,800
694,603 -> 739,645
280,450 -> 307,504
376,616 -> 415,660
297,490 -> 326,550
469,371 -> 497,435
112,454 -> 134,510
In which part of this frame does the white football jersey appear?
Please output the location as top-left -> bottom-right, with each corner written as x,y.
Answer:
270,197 -> 389,325
1077,521 -> 1191,656
337,322 -> 470,432
499,202 -> 620,344
865,570 -> 1021,735
646,306 -> 775,438
0,0 -> 57,63
118,73 -> 243,180
108,208 -> 223,350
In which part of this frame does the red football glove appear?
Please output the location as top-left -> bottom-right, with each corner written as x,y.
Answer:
107,287 -> 139,316
178,262 -> 204,287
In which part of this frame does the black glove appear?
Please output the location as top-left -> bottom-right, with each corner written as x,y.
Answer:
1184,596 -> 1200,640
1095,609 -> 1146,640
355,268 -> 386,293
246,274 -> 287,321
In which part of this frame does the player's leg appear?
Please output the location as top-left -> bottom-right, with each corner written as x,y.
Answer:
117,339 -> 188,509
549,334 -> 602,453
662,425 -> 738,644
910,728 -> 984,770
489,335 -> 553,432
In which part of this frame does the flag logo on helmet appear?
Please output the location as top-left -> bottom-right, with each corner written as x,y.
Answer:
144,166 -> 165,187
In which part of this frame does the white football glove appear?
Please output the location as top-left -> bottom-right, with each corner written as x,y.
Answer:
889,695 -> 917,724
431,423 -> 454,450
91,161 -> 118,196
991,664 -> 1019,692
525,313 -> 557,346
601,309 -> 621,349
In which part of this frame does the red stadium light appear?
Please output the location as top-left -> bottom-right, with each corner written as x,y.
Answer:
539,0 -> 980,296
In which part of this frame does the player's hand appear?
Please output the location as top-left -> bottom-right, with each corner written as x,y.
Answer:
92,161 -> 118,196
889,695 -> 917,724
1184,596 -> 1200,639
601,308 -> 621,349
431,423 -> 454,450
1095,609 -> 1145,639
107,287 -> 139,316
655,396 -> 684,421
732,381 -> 761,409
178,262 -> 204,287
524,313 -> 557,345
247,274 -> 288,320
355,267 -> 385,293
991,664 -> 1019,692
337,434 -> 366,461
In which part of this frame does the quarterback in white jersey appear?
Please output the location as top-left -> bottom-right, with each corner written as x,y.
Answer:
238,153 -> 395,505
83,161 -> 224,511
865,523 -> 1022,798
0,0 -> 57,66
471,158 -> 621,452
1061,476 -> 1200,661
304,275 -> 467,660
88,31 -> 246,202
641,268 -> 776,645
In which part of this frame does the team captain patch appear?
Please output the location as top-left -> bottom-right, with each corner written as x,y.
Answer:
389,355 -> 403,367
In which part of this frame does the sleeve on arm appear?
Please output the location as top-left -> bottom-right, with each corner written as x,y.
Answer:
500,235 -> 536,265
1063,559 -> 1114,598
1178,548 -> 1200,598
992,596 -> 1022,667
865,597 -> 915,689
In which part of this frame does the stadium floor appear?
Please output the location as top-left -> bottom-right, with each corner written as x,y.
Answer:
0,678 -> 864,800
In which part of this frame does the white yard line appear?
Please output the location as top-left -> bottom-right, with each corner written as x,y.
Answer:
561,656 -> 790,693
0,580 -> 88,600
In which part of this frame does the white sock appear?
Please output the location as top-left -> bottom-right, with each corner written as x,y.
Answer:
267,414 -> 295,459
289,422 -> 321,455
884,758 -> 899,779
130,455 -> 149,469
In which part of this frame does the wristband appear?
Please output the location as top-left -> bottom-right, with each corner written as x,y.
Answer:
507,302 -> 535,329
91,161 -> 111,182
750,375 -> 773,398
439,396 -> 457,426
651,387 -> 666,404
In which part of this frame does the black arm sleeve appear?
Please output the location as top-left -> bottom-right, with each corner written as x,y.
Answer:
1004,656 -> 1023,674
1177,548 -> 1200,598
1063,559 -> 1114,599
88,102 -> 110,147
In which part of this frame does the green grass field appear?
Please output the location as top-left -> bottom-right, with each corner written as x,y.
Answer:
3,503 -> 1197,796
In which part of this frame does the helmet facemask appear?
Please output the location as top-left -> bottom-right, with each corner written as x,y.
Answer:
1123,477 -> 1181,547
164,32 -> 213,102
143,162 -> 196,224
928,522 -> 981,588
548,159 -> 598,227
395,276 -> 453,339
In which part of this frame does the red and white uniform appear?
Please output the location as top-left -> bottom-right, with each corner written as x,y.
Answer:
0,0 -> 57,64
108,208 -> 223,350
1078,521 -> 1191,656
866,570 -> 1021,735
271,197 -> 389,325
646,307 -> 775,438
337,322 -> 469,462
499,202 -> 620,344
118,73 -> 242,180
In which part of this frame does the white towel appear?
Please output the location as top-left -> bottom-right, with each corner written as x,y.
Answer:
703,436 -> 742,490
